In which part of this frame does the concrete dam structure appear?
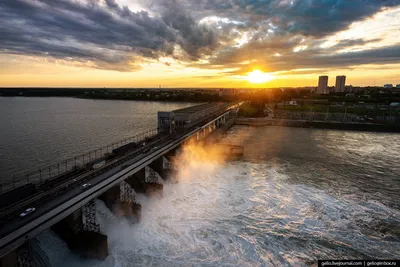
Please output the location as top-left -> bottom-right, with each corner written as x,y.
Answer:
0,102 -> 242,267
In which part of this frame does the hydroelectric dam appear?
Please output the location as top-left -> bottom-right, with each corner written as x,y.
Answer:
0,102 -> 242,267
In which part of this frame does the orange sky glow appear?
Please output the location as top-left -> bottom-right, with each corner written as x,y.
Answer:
0,1 -> 399,88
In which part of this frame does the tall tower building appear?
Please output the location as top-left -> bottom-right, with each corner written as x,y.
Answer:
335,76 -> 346,92
317,76 -> 328,94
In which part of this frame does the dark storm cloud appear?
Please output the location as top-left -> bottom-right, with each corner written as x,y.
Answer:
0,0 -> 217,70
178,0 -> 399,36
181,0 -> 400,73
316,44 -> 400,67
270,43 -> 400,74
329,38 -> 383,50
222,0 -> 399,37
179,0 -> 400,73
161,1 -> 218,60
0,0 -> 399,72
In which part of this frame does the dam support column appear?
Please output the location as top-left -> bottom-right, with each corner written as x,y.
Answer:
98,183 -> 141,222
52,201 -> 108,260
149,156 -> 177,180
119,182 -> 141,222
149,157 -> 166,179
98,185 -> 120,212
127,166 -> 163,198
80,201 -> 108,260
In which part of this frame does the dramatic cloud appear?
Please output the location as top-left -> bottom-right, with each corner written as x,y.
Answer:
0,0 -> 400,73
0,0 -> 217,70
179,0 -> 399,36
242,0 -> 400,37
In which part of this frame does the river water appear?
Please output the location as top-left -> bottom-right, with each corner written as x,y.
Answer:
1,98 -> 400,266
0,97 -> 194,181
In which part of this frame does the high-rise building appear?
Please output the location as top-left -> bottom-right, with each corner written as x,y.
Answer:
317,76 -> 328,94
335,76 -> 346,92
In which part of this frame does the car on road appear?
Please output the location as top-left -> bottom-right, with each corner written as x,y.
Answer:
19,208 -> 36,217
81,183 -> 91,189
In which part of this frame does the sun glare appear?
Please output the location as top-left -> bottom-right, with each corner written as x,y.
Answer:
247,70 -> 274,84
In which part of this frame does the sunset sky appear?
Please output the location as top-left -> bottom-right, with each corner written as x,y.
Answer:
0,0 -> 399,88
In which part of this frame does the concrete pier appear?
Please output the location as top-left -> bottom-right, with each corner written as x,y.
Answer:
127,167 -> 163,198
98,185 -> 120,212
52,209 -> 108,260
149,156 -> 177,181
99,184 -> 141,222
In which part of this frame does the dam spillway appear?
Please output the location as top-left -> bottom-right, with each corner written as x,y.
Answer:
0,102 -> 242,266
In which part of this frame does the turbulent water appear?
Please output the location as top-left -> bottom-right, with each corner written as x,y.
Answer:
35,125 -> 400,266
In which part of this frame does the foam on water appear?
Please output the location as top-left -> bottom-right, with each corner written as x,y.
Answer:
36,158 -> 400,267
3,98 -> 399,266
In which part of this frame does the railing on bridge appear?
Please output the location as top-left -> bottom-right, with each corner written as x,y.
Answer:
181,102 -> 241,133
0,102 -> 242,195
0,128 -> 159,194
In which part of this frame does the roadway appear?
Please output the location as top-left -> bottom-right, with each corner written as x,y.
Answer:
0,134 -> 167,224
0,105 -> 241,258
0,127 -> 199,258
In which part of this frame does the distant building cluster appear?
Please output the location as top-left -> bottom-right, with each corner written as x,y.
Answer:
317,75 -> 347,94
384,84 -> 400,89
316,76 -> 400,94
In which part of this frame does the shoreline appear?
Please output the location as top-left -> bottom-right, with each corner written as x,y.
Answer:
0,95 -> 206,104
235,117 -> 400,133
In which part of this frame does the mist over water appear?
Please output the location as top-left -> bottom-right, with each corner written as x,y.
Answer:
37,126 -> 400,266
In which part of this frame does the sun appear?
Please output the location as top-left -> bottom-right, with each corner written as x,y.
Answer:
247,70 -> 274,84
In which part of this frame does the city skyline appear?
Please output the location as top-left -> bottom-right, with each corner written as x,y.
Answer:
0,1 -> 400,88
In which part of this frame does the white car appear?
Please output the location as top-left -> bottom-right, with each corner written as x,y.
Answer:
19,208 -> 36,217
82,183 -> 91,189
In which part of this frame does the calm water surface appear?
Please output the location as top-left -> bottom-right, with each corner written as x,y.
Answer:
0,97 -> 195,181
1,97 -> 399,266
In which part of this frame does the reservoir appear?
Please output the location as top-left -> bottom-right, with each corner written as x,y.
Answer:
1,97 -> 399,266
